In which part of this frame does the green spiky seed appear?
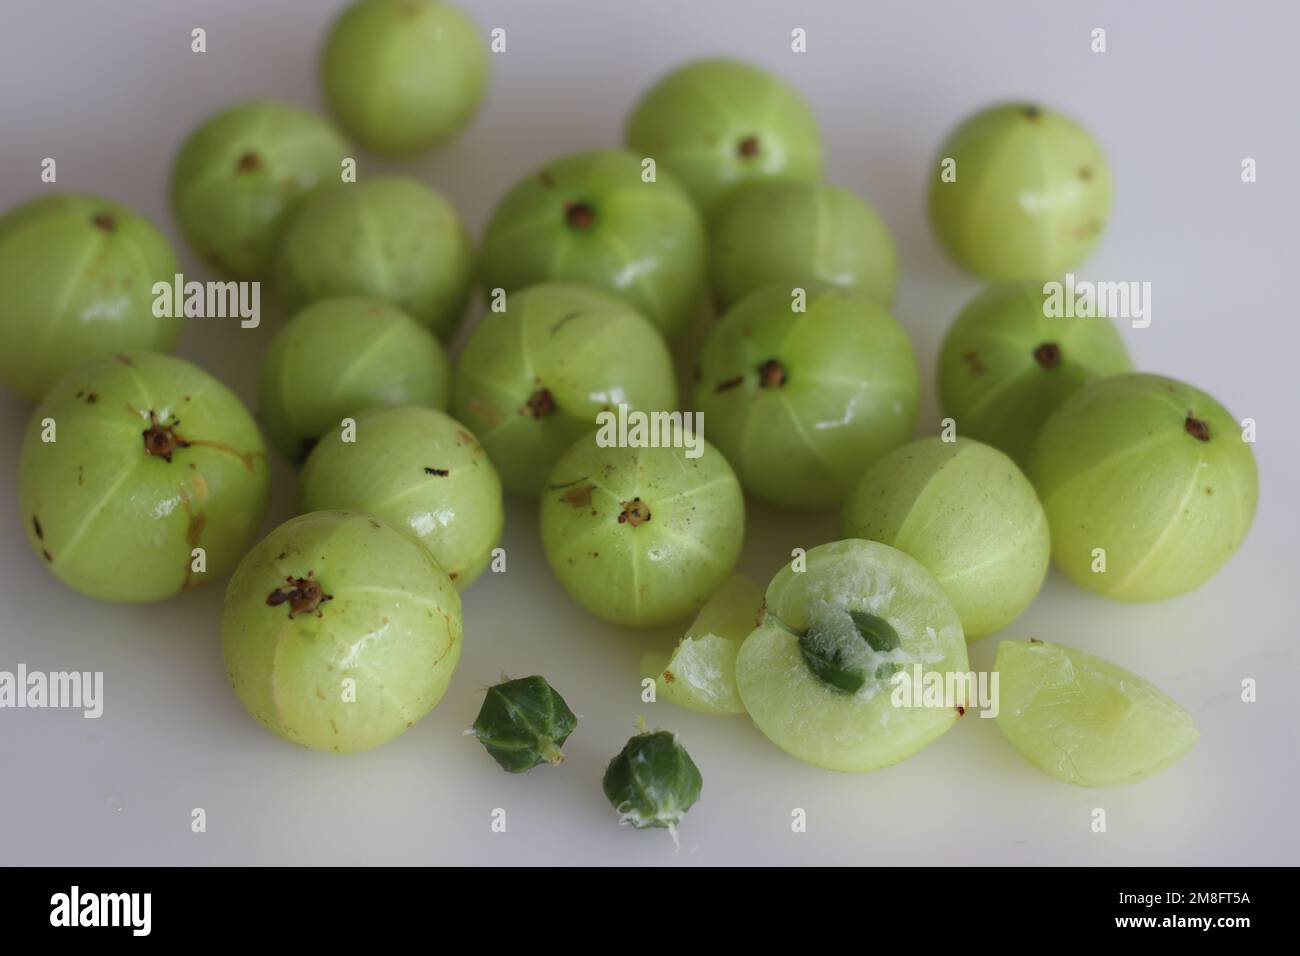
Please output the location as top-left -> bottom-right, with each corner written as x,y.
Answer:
602,730 -> 702,831
471,676 -> 577,773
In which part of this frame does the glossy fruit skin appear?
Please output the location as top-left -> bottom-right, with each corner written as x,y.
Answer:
694,284 -> 919,510
471,676 -> 577,773
603,730 -> 702,830
321,0 -> 487,155
0,194 -> 183,403
735,540 -> 969,772
453,283 -> 678,497
841,437 -> 1049,639
275,177 -> 475,341
928,102 -> 1112,280
1027,374 -> 1258,602
994,639 -> 1199,787
221,511 -> 462,753
642,573 -> 764,716
937,281 -> 1133,465
170,100 -> 348,279
19,353 -> 270,602
539,433 -> 745,627
709,182 -> 897,310
258,297 -> 450,463
479,150 -> 706,337
625,57 -> 823,218
299,405 -> 503,590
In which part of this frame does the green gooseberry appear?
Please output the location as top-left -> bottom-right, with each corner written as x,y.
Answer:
693,284 -> 919,511
275,177 -> 475,341
624,57 -> 823,217
841,437 -> 1049,640
937,281 -> 1133,466
1027,373 -> 1258,602
539,431 -> 745,627
18,353 -> 270,602
640,573 -> 764,716
995,639 -> 1199,787
221,510 -> 462,753
735,539 -> 970,772
0,194 -> 182,403
479,149 -> 706,337
470,676 -> 578,773
928,102 -> 1112,280
603,729 -> 702,832
258,297 -> 450,463
321,0 -> 488,155
452,283 -> 678,498
709,181 -> 897,311
170,100 -> 349,279
299,405 -> 504,590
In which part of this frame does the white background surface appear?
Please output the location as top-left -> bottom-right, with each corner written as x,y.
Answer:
1,0 -> 1297,866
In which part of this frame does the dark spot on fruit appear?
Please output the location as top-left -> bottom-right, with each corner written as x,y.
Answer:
266,572 -> 332,618
560,484 -> 594,508
424,467 -> 450,476
1022,105 -> 1041,121
315,687 -> 326,701
1205,487 -> 1213,495
1185,414 -> 1211,442
619,497 -> 651,527
962,350 -> 984,374
32,516 -> 43,540
42,549 -> 53,562
92,213 -> 116,232
368,519 -> 381,529
539,171 -> 555,188
114,354 -> 134,366
1078,165 -> 1093,181
737,135 -> 760,158
449,572 -> 459,581
276,551 -> 286,560
84,392 -> 98,404
955,705 -> 966,717
236,152 -> 262,173
142,411 -> 190,462
564,201 -> 596,230
663,669 -> 677,684
1033,342 -> 1062,369
522,388 -> 556,419
714,375 -> 743,394
550,311 -> 582,336
1029,637 -> 1044,644
757,359 -> 787,389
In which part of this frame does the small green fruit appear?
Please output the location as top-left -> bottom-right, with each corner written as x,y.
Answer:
928,102 -> 1112,280
299,405 -> 504,590
221,511 -> 462,753
275,177 -> 475,341
19,353 -> 270,602
625,57 -> 823,217
170,100 -> 348,279
937,281 -> 1132,465
259,298 -> 450,463
0,194 -> 182,402
322,0 -> 488,155
710,181 -> 897,310
1027,374 -> 1258,602
480,150 -> 706,337
841,437 -> 1049,639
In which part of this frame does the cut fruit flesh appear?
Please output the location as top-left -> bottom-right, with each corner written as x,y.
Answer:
994,639 -> 1199,787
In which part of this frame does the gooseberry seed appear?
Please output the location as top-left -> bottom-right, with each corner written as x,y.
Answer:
603,730 -> 703,834
471,676 -> 578,773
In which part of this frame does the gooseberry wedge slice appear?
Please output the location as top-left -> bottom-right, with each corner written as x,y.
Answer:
641,573 -> 764,716
735,540 -> 969,772
993,639 -> 1199,787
